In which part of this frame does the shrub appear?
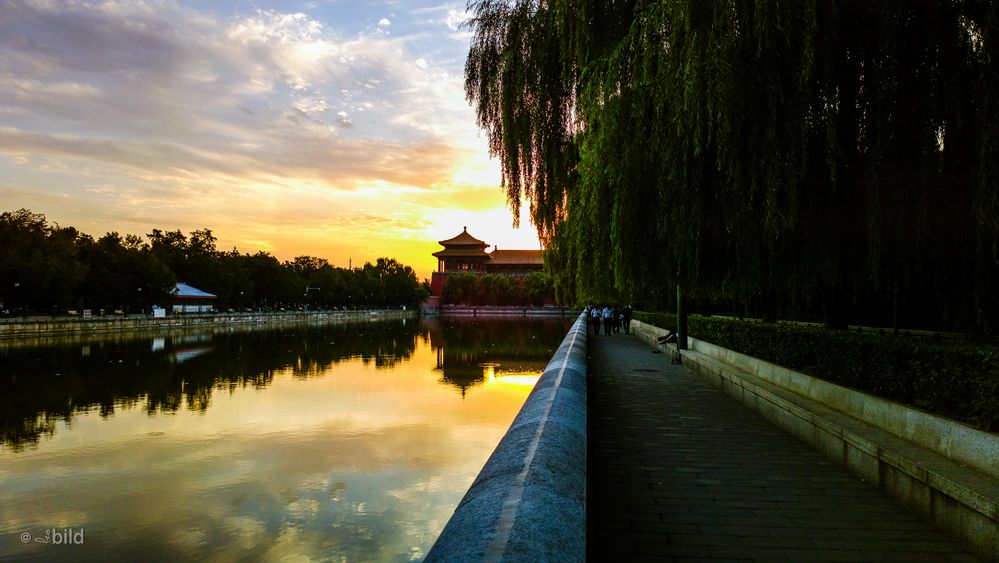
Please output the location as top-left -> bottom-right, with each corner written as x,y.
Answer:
635,312 -> 999,432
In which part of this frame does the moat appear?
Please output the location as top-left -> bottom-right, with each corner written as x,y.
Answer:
0,316 -> 571,561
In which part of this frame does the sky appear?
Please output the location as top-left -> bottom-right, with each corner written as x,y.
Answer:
0,0 -> 540,279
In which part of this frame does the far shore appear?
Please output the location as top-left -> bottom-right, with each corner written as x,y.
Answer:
0,309 -> 415,340
430,305 -> 572,317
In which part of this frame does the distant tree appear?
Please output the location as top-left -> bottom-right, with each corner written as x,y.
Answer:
0,209 -> 52,313
289,255 -> 330,275
442,272 -> 479,305
147,229 -> 188,274
0,210 -> 88,313
477,274 -> 514,305
78,232 -> 172,311
522,272 -> 553,306
241,252 -> 299,309
358,262 -> 384,306
371,257 -> 428,307
2,209 -> 427,315
188,228 -> 217,255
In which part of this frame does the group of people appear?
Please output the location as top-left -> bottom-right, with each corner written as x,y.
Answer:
586,304 -> 632,335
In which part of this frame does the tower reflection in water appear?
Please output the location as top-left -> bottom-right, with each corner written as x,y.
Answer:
426,316 -> 569,397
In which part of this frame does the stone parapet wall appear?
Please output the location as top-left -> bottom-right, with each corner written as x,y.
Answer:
426,312 -> 588,562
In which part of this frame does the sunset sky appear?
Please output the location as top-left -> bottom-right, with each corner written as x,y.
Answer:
0,0 -> 540,279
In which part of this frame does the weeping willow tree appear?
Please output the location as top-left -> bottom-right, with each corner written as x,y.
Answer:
466,0 -> 999,332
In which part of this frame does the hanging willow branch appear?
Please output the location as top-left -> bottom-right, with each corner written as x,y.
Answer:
464,0 -> 999,332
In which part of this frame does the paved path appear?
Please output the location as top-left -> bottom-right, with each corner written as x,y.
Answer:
587,333 -> 980,562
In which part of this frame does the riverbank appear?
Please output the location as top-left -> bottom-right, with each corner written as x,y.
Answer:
0,309 -> 415,339
434,305 -> 572,317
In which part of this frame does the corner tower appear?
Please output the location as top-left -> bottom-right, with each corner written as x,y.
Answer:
428,227 -> 545,299
432,227 -> 490,273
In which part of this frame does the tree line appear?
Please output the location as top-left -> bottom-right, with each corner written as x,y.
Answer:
2,321 -> 422,449
440,271 -> 553,305
464,0 -> 999,332
0,209 -> 429,315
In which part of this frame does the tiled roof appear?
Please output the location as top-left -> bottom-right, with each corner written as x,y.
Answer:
432,248 -> 490,258
488,249 -> 544,265
438,227 -> 488,247
171,282 -> 217,299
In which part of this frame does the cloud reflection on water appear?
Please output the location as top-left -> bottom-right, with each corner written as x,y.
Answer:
0,317 -> 571,561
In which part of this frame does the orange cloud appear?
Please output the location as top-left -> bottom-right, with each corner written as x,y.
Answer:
0,1 -> 538,279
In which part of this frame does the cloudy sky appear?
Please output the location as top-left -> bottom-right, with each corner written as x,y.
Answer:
0,0 -> 539,278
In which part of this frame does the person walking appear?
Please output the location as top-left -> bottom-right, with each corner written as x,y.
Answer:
602,305 -> 613,335
612,306 -> 621,334
622,304 -> 633,334
591,304 -> 602,335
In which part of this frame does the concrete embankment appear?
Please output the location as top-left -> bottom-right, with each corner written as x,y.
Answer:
426,312 -> 588,562
633,319 -> 999,561
0,310 -> 413,339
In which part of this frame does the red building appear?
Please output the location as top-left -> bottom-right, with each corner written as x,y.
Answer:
429,227 -> 544,296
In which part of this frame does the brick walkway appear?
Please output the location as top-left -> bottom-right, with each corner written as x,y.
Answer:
587,333 -> 980,562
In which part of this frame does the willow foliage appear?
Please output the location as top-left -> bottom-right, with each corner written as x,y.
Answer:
465,0 -> 999,331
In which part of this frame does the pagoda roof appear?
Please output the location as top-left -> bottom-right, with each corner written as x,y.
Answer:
432,248 -> 490,259
438,227 -> 488,247
171,282 -> 217,299
488,249 -> 544,265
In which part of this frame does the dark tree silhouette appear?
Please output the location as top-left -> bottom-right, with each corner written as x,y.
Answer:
465,0 -> 999,332
0,209 -> 428,315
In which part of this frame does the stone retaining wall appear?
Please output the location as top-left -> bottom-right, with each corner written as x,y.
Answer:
426,312 -> 588,562
437,305 -> 572,317
633,320 -> 999,561
0,310 -> 412,339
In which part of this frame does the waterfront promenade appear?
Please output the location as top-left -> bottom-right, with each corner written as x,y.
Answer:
587,333 -> 981,561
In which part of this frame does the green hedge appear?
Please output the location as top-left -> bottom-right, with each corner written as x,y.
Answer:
634,312 -> 999,432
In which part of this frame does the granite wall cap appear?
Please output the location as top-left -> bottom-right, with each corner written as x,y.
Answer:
426,312 -> 588,562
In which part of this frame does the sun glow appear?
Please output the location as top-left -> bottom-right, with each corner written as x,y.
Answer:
491,373 -> 544,387
0,1 -> 540,281
480,363 -> 543,387
425,206 -> 541,249
449,149 -> 502,187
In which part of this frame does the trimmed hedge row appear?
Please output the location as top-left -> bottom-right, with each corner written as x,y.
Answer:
635,312 -> 999,432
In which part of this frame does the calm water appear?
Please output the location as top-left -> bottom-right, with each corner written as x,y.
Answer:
0,316 -> 571,562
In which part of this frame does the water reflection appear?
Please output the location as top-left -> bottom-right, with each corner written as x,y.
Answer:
0,316 -> 570,562
0,321 -> 421,450
428,317 -> 569,396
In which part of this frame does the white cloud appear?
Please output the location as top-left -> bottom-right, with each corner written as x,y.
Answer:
378,18 -> 391,27
0,0 -> 513,275
445,9 -> 470,31
411,4 -> 471,31
293,97 -> 330,114
0,1 -> 481,187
